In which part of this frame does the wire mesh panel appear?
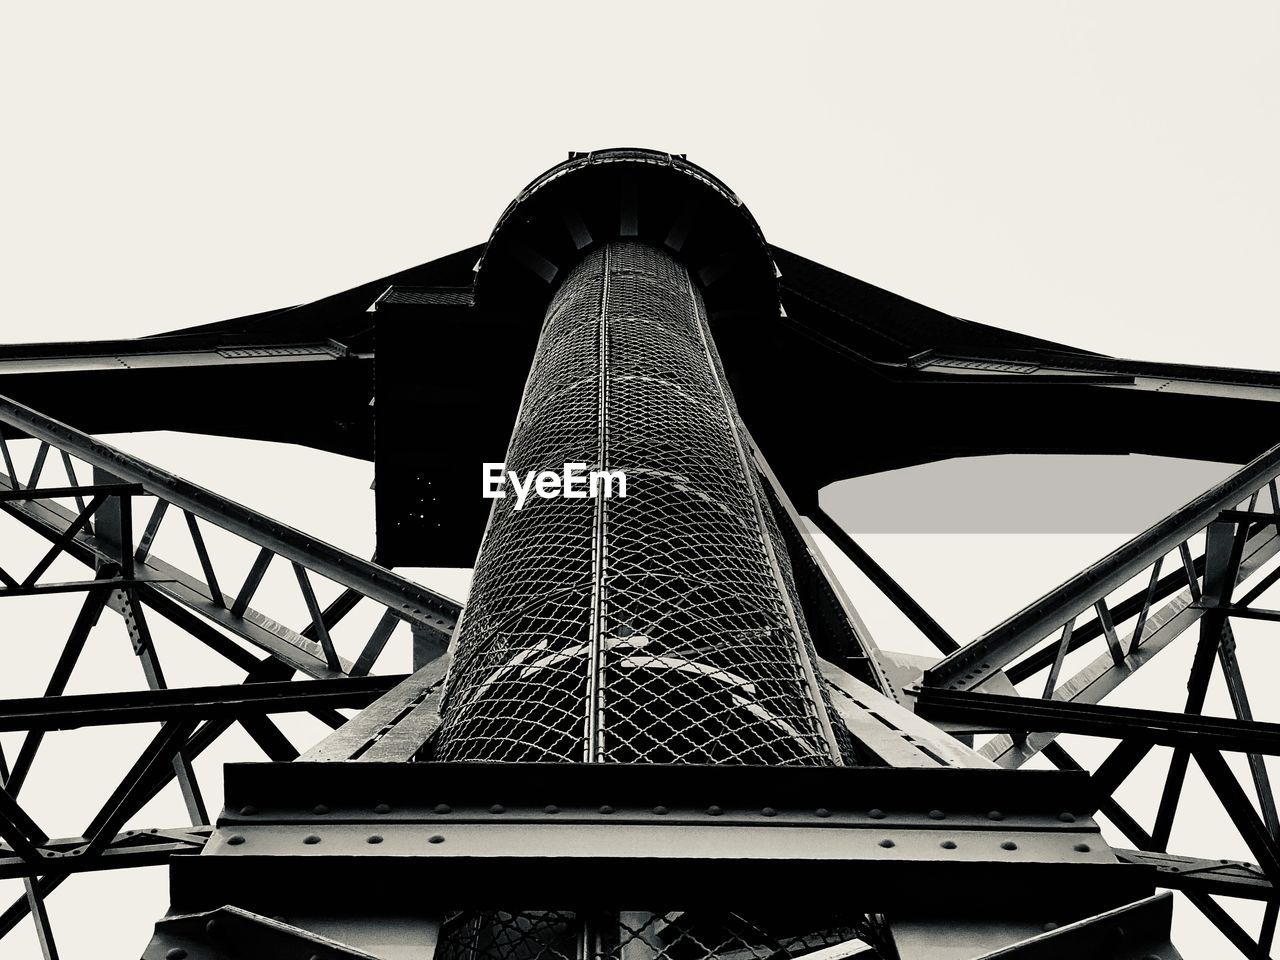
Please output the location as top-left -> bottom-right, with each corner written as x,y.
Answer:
430,241 -> 843,765
435,909 -> 879,960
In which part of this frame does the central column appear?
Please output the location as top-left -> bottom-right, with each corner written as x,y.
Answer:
430,240 -> 844,767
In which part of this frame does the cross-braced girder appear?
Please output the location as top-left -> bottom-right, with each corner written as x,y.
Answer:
8,147 -> 1280,958
898,440 -> 1280,956
0,393 -> 461,956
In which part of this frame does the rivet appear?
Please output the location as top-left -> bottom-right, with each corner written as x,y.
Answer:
490,804 -> 506,814
226,835 -> 245,846
707,805 -> 723,816
166,950 -> 188,960
599,804 -> 615,814
815,808 -> 832,818
367,835 -> 383,844
429,834 -> 446,844
940,840 -> 957,850
761,807 -> 777,817
987,810 -> 1004,821
1001,841 -> 1018,851
374,803 -> 392,814
544,804 -> 560,814
434,803 -> 451,814
653,805 -> 669,815
868,808 -> 885,819
1058,812 -> 1076,823
303,834 -> 321,845
928,809 -> 945,820
313,804 -> 329,815
1074,843 -> 1092,853
1042,922 -> 1058,932
205,918 -> 218,934
239,805 -> 257,816
879,838 -> 895,848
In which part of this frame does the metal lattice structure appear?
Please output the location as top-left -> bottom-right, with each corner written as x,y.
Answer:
434,908 -> 874,960
434,241 -> 843,767
4,147 -> 1280,958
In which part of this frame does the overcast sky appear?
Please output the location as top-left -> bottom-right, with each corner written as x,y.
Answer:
2,3 -> 1279,958
4,3 -> 1278,368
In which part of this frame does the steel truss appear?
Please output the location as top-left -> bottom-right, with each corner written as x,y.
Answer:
2,407 -> 1248,960
0,393 -> 458,955
904,440 -> 1280,957
3,148 -> 1280,959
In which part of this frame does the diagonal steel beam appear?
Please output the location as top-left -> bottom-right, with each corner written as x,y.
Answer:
1184,889 -> 1271,960
114,588 -> 210,826
913,687 -> 1280,756
925,438 -> 1280,690
23,879 -> 58,960
1214,622 -> 1278,837
1040,742 -> 1154,846
0,787 -> 48,865
810,507 -> 959,655
0,489 -> 351,678
301,657 -> 449,761
1007,546 -> 1206,684
1194,749 -> 1280,890
5,577 -> 113,795
0,393 -> 459,640
970,518 -> 1280,768
1151,519 -> 1242,850
21,493 -> 106,587
0,876 -> 63,944
0,463 -> 453,679
81,719 -> 200,855
0,675 -> 403,732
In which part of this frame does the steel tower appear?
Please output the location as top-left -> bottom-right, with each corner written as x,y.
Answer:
435,239 -> 845,768
2,149 -> 1280,958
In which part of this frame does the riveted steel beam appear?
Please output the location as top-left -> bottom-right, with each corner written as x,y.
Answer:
145,905 -> 408,960
0,826 -> 209,881
1115,850 -> 1272,901
165,763 -> 1153,920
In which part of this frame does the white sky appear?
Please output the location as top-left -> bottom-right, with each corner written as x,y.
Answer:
2,3 -> 1279,958
3,3 -> 1278,367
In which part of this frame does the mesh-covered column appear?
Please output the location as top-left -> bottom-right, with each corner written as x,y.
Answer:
431,240 -> 844,766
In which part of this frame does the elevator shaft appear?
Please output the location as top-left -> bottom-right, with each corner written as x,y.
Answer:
431,240 -> 844,766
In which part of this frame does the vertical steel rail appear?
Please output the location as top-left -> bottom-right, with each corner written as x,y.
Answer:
584,246 -> 611,763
